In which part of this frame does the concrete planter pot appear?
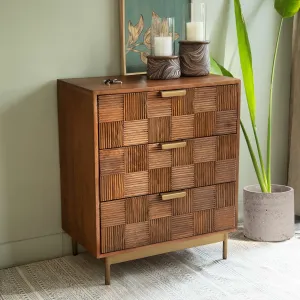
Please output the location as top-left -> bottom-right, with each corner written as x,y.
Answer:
243,184 -> 294,242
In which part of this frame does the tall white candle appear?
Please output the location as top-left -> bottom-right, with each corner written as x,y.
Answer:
154,36 -> 173,56
186,22 -> 205,41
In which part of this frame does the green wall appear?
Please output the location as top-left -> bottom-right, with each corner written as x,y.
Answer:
0,0 -> 292,268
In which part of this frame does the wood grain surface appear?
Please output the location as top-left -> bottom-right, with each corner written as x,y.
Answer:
57,81 -> 100,257
59,74 -> 239,95
57,75 -> 241,260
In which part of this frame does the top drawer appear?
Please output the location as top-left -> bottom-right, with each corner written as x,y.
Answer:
98,85 -> 239,149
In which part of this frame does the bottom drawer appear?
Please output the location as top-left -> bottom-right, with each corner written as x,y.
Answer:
100,183 -> 237,254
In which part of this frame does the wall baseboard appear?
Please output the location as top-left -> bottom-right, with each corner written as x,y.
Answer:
0,234 -> 62,269
0,232 -> 86,270
62,233 -> 86,256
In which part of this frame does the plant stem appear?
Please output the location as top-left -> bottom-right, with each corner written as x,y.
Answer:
241,121 -> 268,192
267,17 -> 283,192
252,121 -> 268,188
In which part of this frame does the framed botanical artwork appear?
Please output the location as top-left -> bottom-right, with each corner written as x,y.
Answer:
120,0 -> 190,75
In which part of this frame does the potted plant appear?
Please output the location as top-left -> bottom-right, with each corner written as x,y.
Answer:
212,0 -> 300,241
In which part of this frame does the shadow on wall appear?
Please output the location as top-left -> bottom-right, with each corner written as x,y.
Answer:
226,0 -> 265,72
0,81 -> 62,263
210,0 -> 230,64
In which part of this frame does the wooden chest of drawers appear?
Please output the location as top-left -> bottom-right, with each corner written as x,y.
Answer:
57,75 -> 240,285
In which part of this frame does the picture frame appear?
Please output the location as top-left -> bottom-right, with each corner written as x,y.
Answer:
120,0 -> 190,75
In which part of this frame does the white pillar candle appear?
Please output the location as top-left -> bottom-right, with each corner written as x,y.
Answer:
154,36 -> 173,56
186,22 -> 205,41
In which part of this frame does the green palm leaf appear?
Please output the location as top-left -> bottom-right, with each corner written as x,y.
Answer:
211,0 -> 299,192
210,57 -> 223,76
210,57 -> 234,78
234,0 -> 256,126
234,0 -> 268,191
275,0 -> 300,18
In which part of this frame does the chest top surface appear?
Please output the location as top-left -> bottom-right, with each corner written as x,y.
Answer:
58,74 -> 240,95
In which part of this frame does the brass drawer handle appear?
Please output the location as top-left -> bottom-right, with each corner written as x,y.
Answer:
161,191 -> 187,201
161,90 -> 187,98
161,141 -> 187,150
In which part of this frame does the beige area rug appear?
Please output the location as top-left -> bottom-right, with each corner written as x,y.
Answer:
1,228 -> 300,300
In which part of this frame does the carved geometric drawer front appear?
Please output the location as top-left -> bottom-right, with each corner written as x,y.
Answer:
98,85 -> 239,149
99,135 -> 238,201
214,206 -> 236,231
100,184 -> 237,253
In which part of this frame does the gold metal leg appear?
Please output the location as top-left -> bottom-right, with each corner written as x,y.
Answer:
100,232 -> 230,285
105,258 -> 111,285
72,239 -> 78,256
223,233 -> 228,260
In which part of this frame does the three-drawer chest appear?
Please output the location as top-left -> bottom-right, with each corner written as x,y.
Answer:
57,75 -> 240,285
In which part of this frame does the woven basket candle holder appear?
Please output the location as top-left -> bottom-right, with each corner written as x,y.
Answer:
147,56 -> 181,80
179,41 -> 210,77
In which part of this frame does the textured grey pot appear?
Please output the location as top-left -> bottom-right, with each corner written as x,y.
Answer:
243,185 -> 294,242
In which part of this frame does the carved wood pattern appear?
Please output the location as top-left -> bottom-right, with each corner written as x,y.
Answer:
149,167 -> 171,194
100,174 -> 124,202
98,85 -> 239,149
172,140 -> 193,166
101,200 -> 125,228
148,117 -> 171,143
99,135 -> 238,201
217,85 -> 239,111
194,137 -> 217,163
125,145 -> 148,173
194,87 -> 217,113
214,206 -> 236,231
101,225 -> 125,253
124,171 -> 149,198
149,217 -> 172,244
217,182 -> 236,209
98,95 -> 124,123
59,77 -> 240,259
193,186 -> 216,211
215,111 -> 238,135
124,93 -> 147,121
100,148 -> 125,176
172,165 -> 195,190
172,115 -> 194,140
194,210 -> 214,235
172,189 -> 193,216
217,135 -> 237,161
148,144 -> 172,170
100,184 -> 236,253
148,194 -> 172,220
96,83 -> 240,254
171,214 -> 194,240
195,112 -> 216,138
125,196 -> 148,224
124,120 -> 148,147
172,89 -> 194,116
147,92 -> 172,118
125,222 -> 150,249
215,159 -> 237,184
99,121 -> 123,149
195,162 -> 215,187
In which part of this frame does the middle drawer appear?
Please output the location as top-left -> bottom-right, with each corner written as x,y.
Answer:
100,135 -> 237,202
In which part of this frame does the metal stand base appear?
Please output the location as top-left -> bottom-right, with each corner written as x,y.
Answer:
103,231 -> 229,285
